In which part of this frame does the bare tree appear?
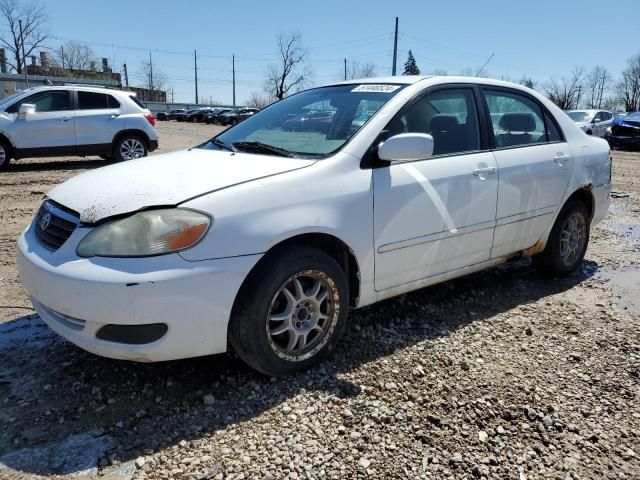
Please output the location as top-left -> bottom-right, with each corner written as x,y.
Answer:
139,57 -> 166,95
585,66 -> 611,109
264,31 -> 311,100
246,91 -> 273,109
615,53 -> 640,112
518,77 -> 536,89
340,60 -> 377,80
544,67 -> 586,110
432,69 -> 448,76
55,41 -> 95,71
0,0 -> 47,74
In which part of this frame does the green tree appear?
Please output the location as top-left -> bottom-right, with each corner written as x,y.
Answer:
403,50 -> 420,75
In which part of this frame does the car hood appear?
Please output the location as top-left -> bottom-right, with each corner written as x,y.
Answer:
47,148 -> 316,223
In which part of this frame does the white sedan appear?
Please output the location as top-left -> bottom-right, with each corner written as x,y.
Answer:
17,76 -> 611,376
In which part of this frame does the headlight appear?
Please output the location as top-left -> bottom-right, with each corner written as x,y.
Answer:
77,208 -> 211,258
605,127 -> 612,134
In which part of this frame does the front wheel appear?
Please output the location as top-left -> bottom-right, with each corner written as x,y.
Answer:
0,140 -> 11,170
533,200 -> 590,277
229,246 -> 349,376
114,135 -> 148,161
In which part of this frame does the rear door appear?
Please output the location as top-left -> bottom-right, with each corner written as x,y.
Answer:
8,90 -> 75,151
481,87 -> 571,258
73,91 -> 124,147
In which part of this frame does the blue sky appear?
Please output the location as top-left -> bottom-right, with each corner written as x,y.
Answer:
42,0 -> 639,105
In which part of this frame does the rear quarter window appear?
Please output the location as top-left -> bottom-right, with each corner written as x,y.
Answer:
129,95 -> 147,109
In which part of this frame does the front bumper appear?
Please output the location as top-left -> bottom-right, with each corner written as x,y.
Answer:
17,223 -> 261,362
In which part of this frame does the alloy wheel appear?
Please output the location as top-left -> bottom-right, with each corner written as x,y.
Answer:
266,270 -> 339,362
119,138 -> 145,160
559,212 -> 586,267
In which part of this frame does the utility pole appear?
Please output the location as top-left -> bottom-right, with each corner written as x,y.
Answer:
344,58 -> 347,81
123,63 -> 129,88
194,50 -> 198,104
391,17 -> 398,76
19,20 -> 29,87
149,52 -> 153,89
60,45 -> 64,69
171,89 -> 174,103
232,54 -> 236,106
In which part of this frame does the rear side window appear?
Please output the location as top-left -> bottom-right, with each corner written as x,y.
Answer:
129,95 -> 146,109
78,91 -> 120,109
7,90 -> 71,113
484,90 -> 547,148
387,88 -> 481,156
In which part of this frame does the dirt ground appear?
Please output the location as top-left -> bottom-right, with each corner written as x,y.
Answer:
0,122 -> 638,480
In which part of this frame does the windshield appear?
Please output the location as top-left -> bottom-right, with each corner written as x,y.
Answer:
201,84 -> 405,158
624,112 -> 640,121
566,111 -> 593,122
0,91 -> 26,109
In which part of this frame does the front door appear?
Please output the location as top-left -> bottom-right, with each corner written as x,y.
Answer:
8,90 -> 75,151
373,87 -> 498,292
481,87 -> 573,258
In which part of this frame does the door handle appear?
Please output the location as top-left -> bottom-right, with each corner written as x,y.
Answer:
59,117 -> 71,122
553,154 -> 570,165
110,114 -> 119,119
472,167 -> 496,176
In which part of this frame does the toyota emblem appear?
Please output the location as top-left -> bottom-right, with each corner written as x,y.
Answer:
39,212 -> 51,231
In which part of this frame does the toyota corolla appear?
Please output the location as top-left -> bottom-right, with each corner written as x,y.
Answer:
17,76 -> 611,376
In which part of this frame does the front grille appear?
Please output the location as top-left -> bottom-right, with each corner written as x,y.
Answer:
34,200 -> 80,251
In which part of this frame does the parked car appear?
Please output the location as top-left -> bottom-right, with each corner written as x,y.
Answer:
17,77 -> 611,376
604,111 -> 640,149
0,85 -> 158,170
283,110 -> 336,132
167,109 -> 187,120
157,109 -> 185,121
220,108 -> 260,126
205,108 -> 235,125
186,108 -> 215,123
565,109 -> 613,137
173,109 -> 200,122
613,111 -> 628,120
203,108 -> 228,124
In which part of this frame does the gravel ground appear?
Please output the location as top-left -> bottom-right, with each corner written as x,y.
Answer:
0,123 -> 638,480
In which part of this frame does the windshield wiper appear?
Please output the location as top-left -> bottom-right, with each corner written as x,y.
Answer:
232,141 -> 296,158
211,138 -> 237,152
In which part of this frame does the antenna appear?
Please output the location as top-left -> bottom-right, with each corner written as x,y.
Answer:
476,53 -> 495,77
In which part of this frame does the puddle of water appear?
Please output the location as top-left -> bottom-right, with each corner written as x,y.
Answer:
606,222 -> 640,244
0,315 -> 56,349
597,266 -> 640,315
0,430 -> 114,477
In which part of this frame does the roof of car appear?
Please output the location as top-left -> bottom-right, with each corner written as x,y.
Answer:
331,75 -> 542,91
15,85 -> 136,96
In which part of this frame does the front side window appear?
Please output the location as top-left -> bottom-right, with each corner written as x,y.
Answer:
386,88 -> 480,156
206,84 -> 405,158
7,90 -> 71,113
78,91 -> 120,109
484,90 -> 547,148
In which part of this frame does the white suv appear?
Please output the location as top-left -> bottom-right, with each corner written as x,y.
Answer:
0,85 -> 159,170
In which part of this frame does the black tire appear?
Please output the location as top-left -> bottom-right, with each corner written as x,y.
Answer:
229,246 -> 349,377
586,130 -> 593,135
113,134 -> 148,162
0,139 -> 12,170
533,200 -> 590,277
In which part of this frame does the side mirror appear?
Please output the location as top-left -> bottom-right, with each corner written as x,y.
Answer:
378,133 -> 434,162
18,103 -> 35,119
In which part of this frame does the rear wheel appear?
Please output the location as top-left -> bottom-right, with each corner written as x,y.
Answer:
114,135 -> 148,161
0,140 -> 11,170
533,200 -> 590,277
229,246 -> 349,376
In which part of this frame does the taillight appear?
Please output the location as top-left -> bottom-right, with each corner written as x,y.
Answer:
144,113 -> 155,127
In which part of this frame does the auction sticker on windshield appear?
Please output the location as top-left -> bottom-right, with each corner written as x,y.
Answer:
351,84 -> 401,93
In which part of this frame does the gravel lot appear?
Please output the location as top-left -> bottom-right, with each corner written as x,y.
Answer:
0,122 -> 638,479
